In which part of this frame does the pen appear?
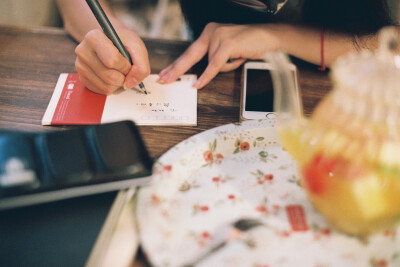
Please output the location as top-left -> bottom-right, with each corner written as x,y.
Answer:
85,0 -> 148,94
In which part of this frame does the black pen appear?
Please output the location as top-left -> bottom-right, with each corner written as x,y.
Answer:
85,0 -> 148,94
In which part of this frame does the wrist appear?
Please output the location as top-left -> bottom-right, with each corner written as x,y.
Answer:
264,23 -> 293,54
262,23 -> 324,66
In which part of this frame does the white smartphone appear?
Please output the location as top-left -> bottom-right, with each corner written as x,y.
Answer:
240,61 -> 299,121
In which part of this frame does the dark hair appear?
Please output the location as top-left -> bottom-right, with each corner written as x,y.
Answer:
180,0 -> 393,38
180,0 -> 277,38
302,0 -> 392,34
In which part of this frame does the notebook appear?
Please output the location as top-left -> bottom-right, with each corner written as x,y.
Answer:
42,73 -> 197,126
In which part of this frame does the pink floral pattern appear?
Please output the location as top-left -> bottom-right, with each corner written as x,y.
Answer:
136,120 -> 400,267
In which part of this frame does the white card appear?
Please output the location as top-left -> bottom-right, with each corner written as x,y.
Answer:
102,75 -> 198,126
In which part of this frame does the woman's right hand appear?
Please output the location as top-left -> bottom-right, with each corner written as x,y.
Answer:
74,27 -> 150,95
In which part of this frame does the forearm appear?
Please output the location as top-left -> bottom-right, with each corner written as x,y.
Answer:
56,0 -> 127,42
270,24 -> 398,67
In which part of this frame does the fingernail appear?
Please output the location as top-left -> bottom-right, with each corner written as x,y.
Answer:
123,78 -> 138,90
192,80 -> 201,89
157,77 -> 166,84
158,73 -> 171,84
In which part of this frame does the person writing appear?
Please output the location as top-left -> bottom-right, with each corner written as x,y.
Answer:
56,0 -> 397,95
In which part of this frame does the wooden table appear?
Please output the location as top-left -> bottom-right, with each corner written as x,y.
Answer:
0,25 -> 332,266
0,25 -> 332,159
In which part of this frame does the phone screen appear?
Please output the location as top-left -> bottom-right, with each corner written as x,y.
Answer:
245,69 -> 274,112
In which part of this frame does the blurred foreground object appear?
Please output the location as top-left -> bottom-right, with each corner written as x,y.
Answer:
268,27 -> 400,236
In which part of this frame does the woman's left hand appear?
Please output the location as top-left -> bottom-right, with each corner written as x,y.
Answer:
158,22 -> 281,89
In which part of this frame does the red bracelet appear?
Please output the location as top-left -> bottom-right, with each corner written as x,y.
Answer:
318,26 -> 326,71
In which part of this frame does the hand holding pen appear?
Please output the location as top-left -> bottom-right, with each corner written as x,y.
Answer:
73,0 -> 150,95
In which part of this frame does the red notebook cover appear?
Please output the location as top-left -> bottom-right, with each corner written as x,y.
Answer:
43,73 -> 107,125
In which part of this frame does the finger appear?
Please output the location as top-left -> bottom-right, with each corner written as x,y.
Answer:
157,65 -> 174,83
208,37 -> 221,63
193,47 -> 230,89
84,29 -> 131,74
158,41 -> 208,84
75,58 -> 120,95
78,75 -> 106,95
124,44 -> 151,89
158,23 -> 218,84
208,26 -> 232,61
76,43 -> 126,86
159,65 -> 173,77
219,58 -> 246,72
